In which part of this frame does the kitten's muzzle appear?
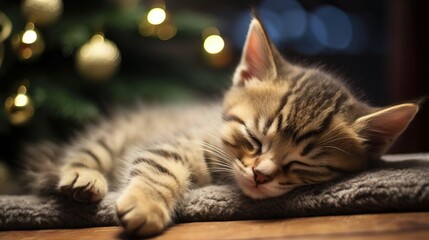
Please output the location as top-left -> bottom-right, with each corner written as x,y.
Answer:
252,168 -> 273,185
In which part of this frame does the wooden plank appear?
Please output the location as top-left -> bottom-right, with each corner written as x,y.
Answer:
0,212 -> 428,240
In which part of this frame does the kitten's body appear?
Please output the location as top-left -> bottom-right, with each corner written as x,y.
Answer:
23,19 -> 418,236
64,103 -> 223,189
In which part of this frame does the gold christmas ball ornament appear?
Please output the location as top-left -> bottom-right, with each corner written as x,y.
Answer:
0,11 -> 12,68
21,0 -> 63,26
0,12 -> 12,43
75,34 -> 121,81
11,22 -> 45,62
4,85 -> 34,125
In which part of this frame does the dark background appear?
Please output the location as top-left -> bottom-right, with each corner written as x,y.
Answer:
0,0 -> 428,173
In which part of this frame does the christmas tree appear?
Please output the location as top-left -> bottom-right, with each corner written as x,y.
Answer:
0,0 -> 232,176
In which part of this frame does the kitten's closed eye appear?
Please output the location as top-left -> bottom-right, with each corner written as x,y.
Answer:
244,127 -> 262,155
301,143 -> 315,156
282,160 -> 310,173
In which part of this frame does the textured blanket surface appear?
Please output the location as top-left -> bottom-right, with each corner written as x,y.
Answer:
1,154 -> 429,230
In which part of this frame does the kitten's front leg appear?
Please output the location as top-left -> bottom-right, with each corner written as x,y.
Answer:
116,141 -> 211,236
58,114 -> 143,203
58,141 -> 112,202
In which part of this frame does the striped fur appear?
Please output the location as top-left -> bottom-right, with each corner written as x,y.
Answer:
21,18 -> 418,236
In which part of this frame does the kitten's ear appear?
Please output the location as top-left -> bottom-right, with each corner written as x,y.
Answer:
354,103 -> 419,156
232,18 -> 277,86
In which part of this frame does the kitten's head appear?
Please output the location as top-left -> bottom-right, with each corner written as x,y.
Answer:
220,18 -> 418,199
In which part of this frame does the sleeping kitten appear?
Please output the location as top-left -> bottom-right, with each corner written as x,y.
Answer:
24,18 -> 418,236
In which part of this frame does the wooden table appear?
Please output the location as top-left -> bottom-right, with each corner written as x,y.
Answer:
1,212 -> 428,240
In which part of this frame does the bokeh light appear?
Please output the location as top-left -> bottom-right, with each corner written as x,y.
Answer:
147,8 -> 166,25
14,94 -> 29,107
230,0 -> 369,55
313,6 -> 353,50
290,14 -> 325,55
281,7 -> 307,40
22,29 -> 37,44
261,0 -> 301,13
157,24 -> 177,41
204,35 -> 225,54
310,14 -> 327,48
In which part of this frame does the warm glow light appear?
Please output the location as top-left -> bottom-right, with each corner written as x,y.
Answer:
14,94 -> 29,107
157,25 -> 176,40
147,8 -> 166,25
22,30 -> 37,44
204,35 -> 225,54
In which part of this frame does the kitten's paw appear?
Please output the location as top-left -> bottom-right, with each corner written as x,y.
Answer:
58,168 -> 108,203
116,191 -> 170,236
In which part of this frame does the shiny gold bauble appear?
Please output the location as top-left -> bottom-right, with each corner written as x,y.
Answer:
75,34 -> 121,81
21,0 -> 63,26
4,85 -> 34,125
11,23 -> 45,62
0,11 -> 12,68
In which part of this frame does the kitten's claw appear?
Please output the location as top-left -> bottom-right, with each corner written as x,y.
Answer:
58,168 -> 107,203
116,190 -> 170,236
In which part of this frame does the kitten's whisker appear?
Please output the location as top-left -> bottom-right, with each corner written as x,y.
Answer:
318,133 -> 347,147
319,136 -> 358,145
209,169 -> 234,174
197,146 -> 232,164
205,165 -> 236,178
190,167 -> 211,177
206,160 -> 233,169
320,145 -> 352,156
318,122 -> 344,139
319,129 -> 344,143
189,141 -> 231,160
232,159 -> 246,170
205,158 -> 235,170
206,154 -> 245,174
205,159 -> 231,166
190,139 -> 229,157
192,147 -> 234,169
199,132 -> 240,159
366,129 -> 388,134
202,131 -> 224,142
191,140 -> 235,161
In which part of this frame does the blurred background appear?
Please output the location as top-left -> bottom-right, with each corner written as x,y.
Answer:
0,0 -> 428,190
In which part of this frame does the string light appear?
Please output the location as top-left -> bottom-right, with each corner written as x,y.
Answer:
11,22 -> 45,61
22,29 -> 38,44
139,2 -> 176,41
4,84 -> 34,125
147,8 -> 166,25
204,34 -> 225,54
13,85 -> 29,107
157,24 -> 176,40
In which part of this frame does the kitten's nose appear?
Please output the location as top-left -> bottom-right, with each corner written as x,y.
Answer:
253,159 -> 276,185
253,168 -> 273,185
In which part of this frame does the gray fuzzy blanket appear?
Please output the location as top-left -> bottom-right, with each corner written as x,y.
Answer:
1,154 -> 429,230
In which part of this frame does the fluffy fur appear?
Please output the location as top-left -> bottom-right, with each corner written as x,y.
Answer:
21,18 -> 418,236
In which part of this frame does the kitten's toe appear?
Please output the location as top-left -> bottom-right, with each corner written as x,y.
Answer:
59,168 -> 107,203
116,192 -> 170,236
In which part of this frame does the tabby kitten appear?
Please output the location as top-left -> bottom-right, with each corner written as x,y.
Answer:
25,18 -> 418,236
